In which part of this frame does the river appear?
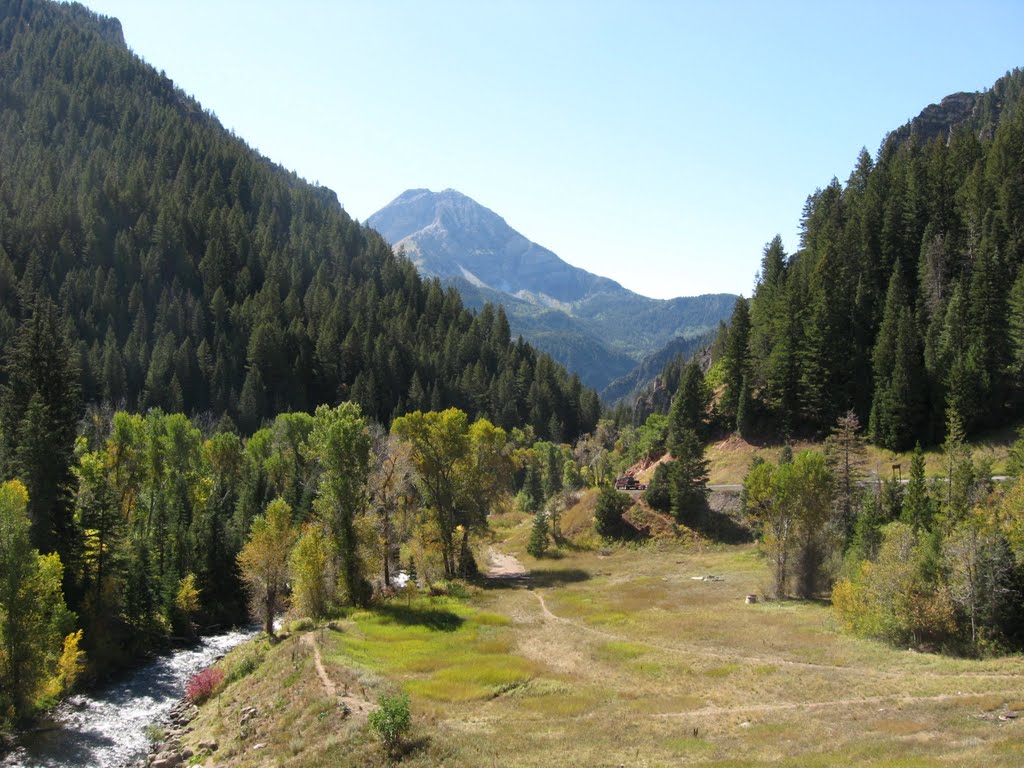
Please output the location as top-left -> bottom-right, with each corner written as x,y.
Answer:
10,628 -> 256,768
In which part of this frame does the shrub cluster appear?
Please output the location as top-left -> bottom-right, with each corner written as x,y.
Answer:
185,666 -> 225,704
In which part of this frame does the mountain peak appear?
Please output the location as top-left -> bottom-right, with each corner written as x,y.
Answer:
887,68 -> 1023,147
368,188 -> 616,304
368,189 -> 735,391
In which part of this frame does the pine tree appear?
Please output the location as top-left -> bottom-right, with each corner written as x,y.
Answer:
643,461 -> 673,512
521,460 -> 544,513
669,428 -> 710,527
668,360 -> 709,448
0,299 -> 82,602
943,407 -> 974,520
825,410 -> 866,541
721,297 -> 751,419
594,485 -> 633,539
1009,267 -> 1024,382
526,508 -> 549,558
901,443 -> 932,531
735,375 -> 753,437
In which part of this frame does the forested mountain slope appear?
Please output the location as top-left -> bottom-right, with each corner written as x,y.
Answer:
369,188 -> 735,391
686,69 -> 1024,447
0,0 -> 599,441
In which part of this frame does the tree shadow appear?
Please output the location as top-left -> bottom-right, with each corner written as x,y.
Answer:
529,568 -> 591,588
395,733 -> 432,760
684,501 -> 754,544
478,567 -> 591,591
374,604 -> 465,632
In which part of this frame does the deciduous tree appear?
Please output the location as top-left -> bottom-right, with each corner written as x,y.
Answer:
237,498 -> 296,639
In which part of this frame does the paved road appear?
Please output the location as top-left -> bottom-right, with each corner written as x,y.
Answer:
621,476 -> 1014,497
706,477 -> 1014,494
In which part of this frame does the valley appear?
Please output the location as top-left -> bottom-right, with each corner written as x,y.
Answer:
1,2 -> 1023,767
171,510 -> 1024,767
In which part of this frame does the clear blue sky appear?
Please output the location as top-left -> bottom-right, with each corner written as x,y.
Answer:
83,1 -> 1024,299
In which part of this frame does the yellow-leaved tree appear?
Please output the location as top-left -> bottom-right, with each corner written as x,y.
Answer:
237,498 -> 296,639
0,480 -> 80,722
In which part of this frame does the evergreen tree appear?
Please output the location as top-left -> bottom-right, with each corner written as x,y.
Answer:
669,428 -> 710,526
735,375 -> 753,438
870,268 -> 925,450
901,443 -> 932,531
943,407 -> 974,520
667,360 -> 709,449
0,299 -> 82,602
526,508 -> 549,558
594,485 -> 633,539
521,460 -> 545,514
643,462 -> 673,513
1009,267 -> 1024,382
848,488 -> 884,563
825,410 -> 867,542
721,296 -> 751,419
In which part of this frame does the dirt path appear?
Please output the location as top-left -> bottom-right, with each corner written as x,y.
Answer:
486,546 -> 528,578
447,686 -> 1024,731
301,631 -> 372,720
653,689 -> 1024,719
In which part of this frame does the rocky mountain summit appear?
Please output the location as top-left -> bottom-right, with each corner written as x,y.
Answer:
889,68 -> 1021,146
368,188 -> 618,304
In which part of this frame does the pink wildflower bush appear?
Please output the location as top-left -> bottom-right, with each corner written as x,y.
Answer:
185,666 -> 224,704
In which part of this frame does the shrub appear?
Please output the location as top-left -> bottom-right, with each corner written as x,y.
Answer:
368,692 -> 411,755
185,666 -> 224,704
225,654 -> 260,684
594,485 -> 633,539
643,463 -> 672,512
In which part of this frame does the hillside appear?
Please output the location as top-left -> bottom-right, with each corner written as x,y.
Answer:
0,0 -> 598,441
368,188 -> 735,391
600,329 -> 714,405
656,68 -> 1024,447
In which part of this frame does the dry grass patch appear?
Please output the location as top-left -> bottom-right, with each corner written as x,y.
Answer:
593,640 -> 649,663
706,424 -> 1017,485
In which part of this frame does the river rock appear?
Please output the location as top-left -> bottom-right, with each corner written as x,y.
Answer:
198,739 -> 219,751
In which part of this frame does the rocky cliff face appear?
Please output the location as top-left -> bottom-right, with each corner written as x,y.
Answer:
888,68 -> 1023,147
61,3 -> 126,48
895,91 -> 981,144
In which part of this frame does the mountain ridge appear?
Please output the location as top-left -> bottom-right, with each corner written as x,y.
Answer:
0,0 -> 600,441
368,188 -> 735,392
